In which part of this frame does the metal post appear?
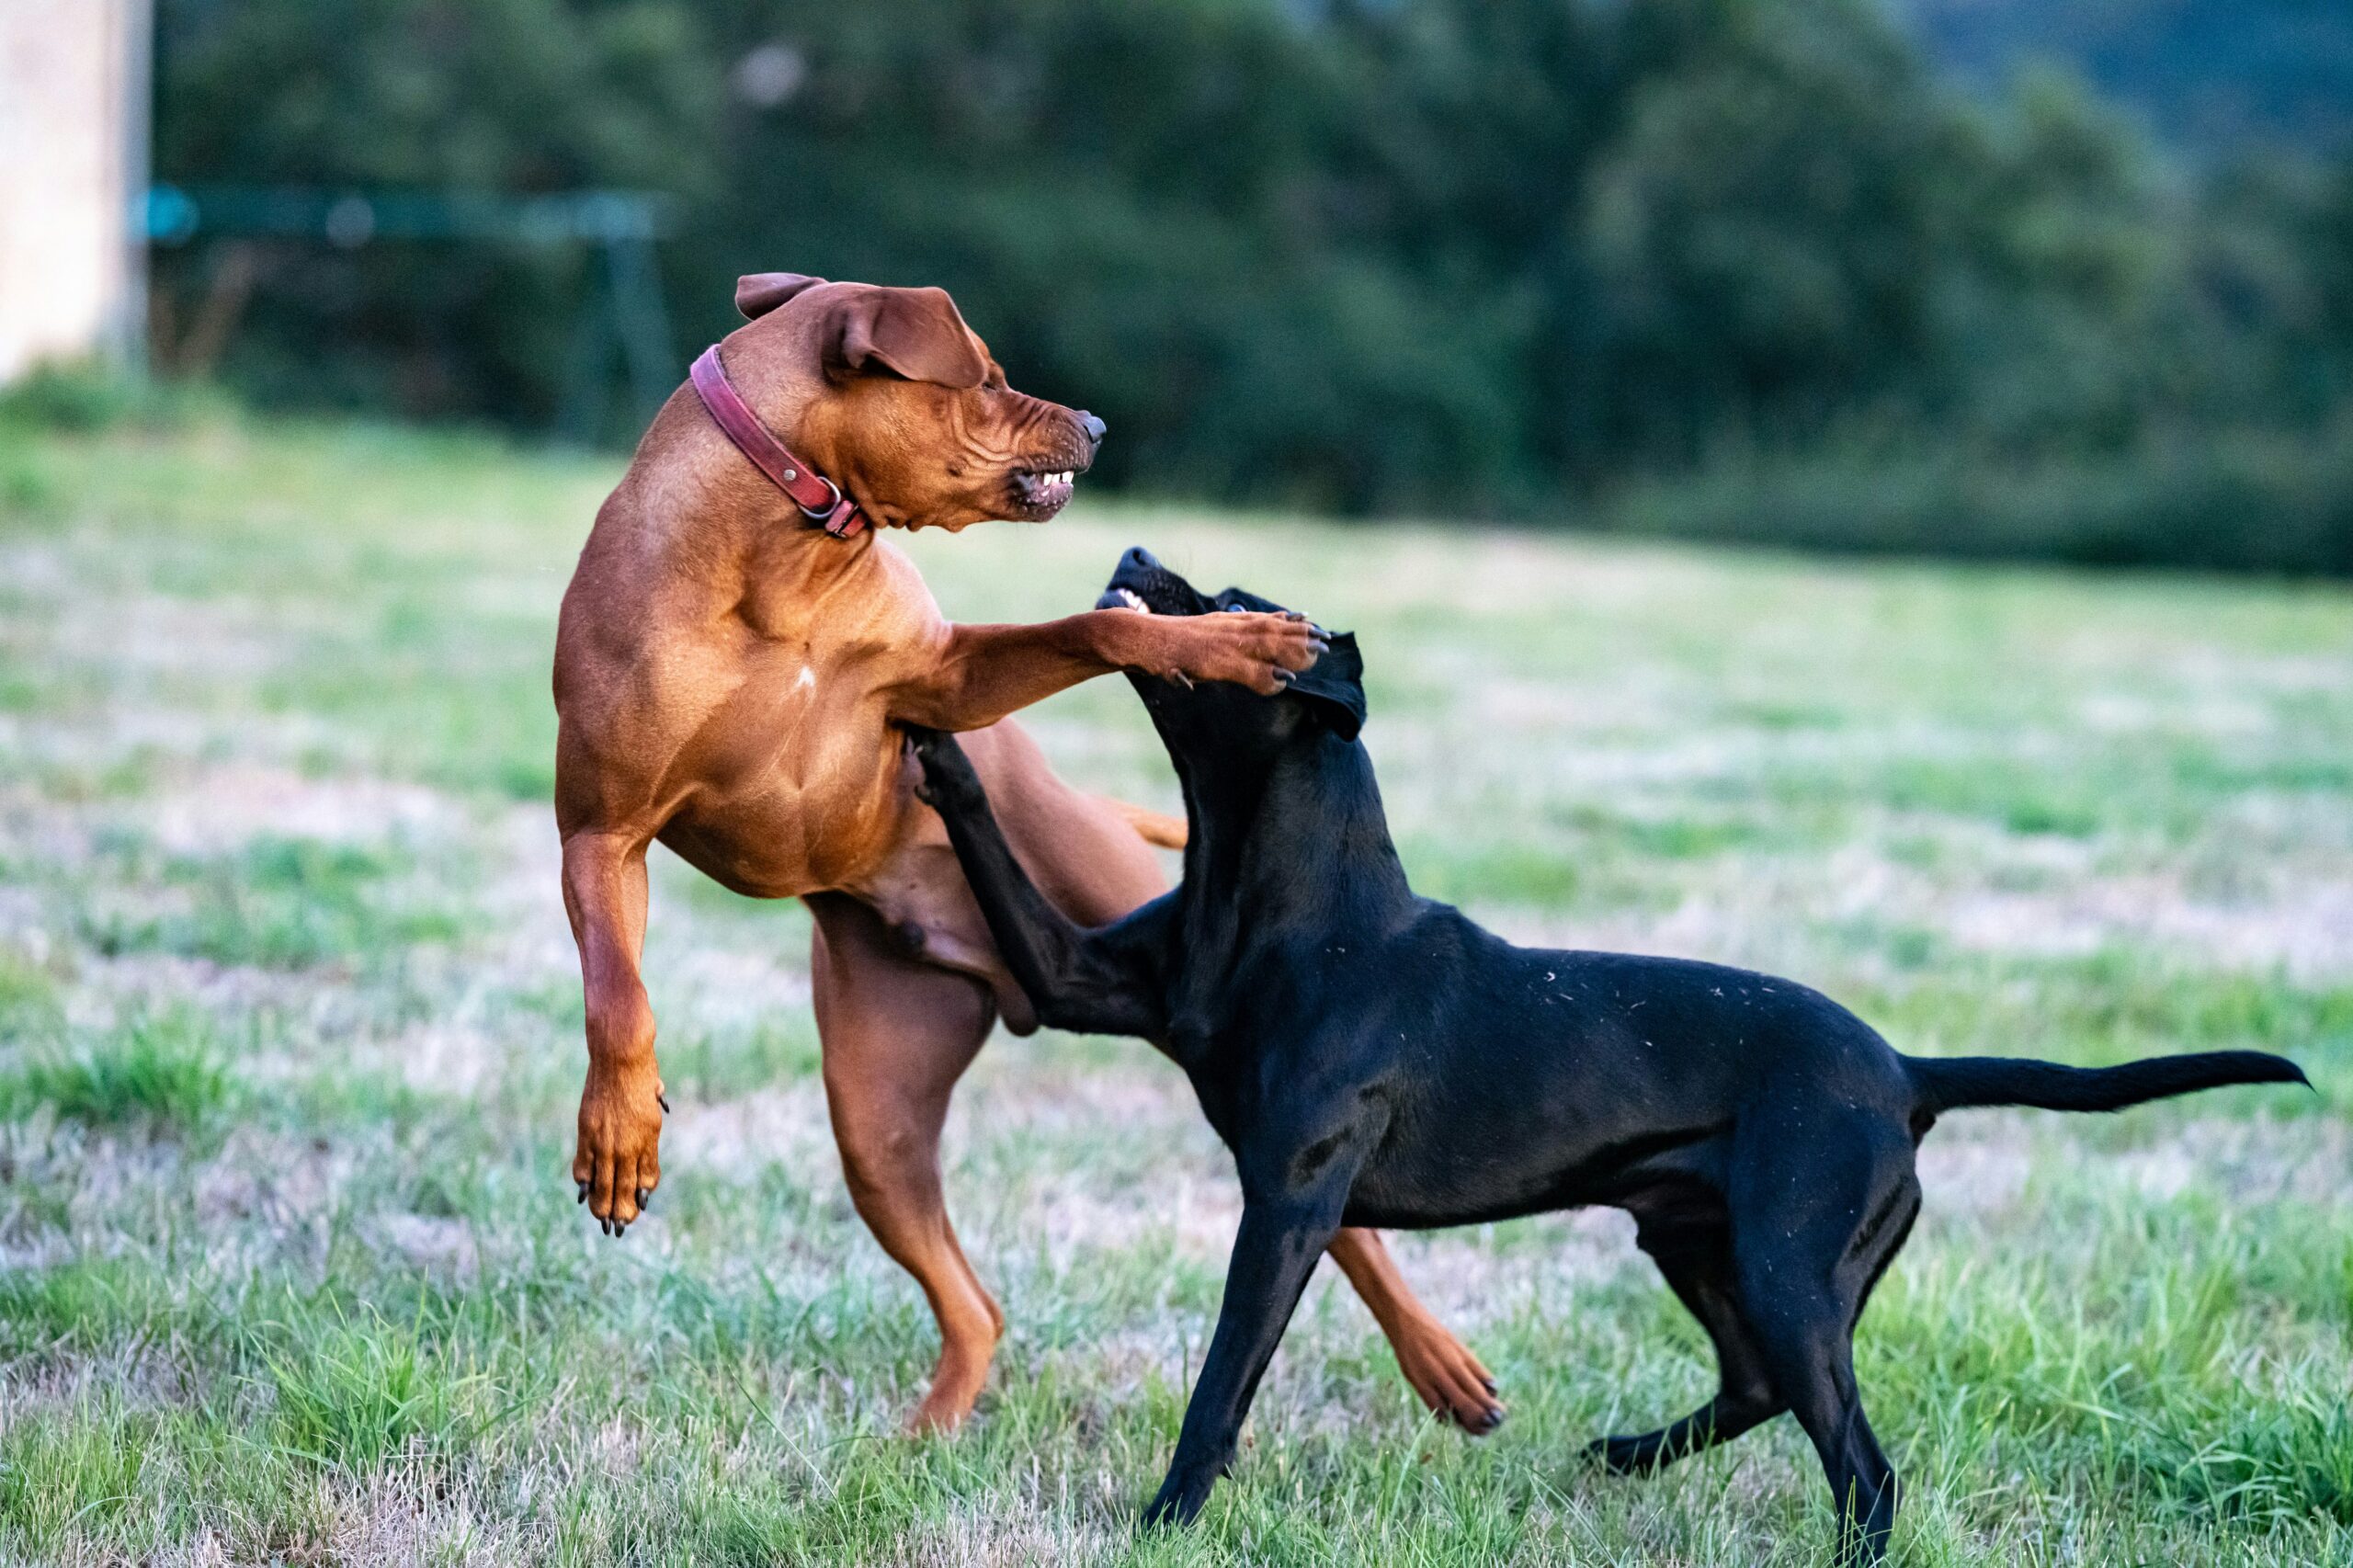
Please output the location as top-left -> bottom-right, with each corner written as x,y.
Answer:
607,233 -> 678,432
115,0 -> 154,374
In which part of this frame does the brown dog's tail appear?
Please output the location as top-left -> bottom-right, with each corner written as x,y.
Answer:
1105,797 -> 1187,849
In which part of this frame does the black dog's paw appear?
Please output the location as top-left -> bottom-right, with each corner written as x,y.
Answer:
1586,1433 -> 1660,1475
902,724 -> 982,808
1137,1475 -> 1210,1530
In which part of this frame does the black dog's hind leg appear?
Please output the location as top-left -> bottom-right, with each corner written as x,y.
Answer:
1751,1309 -> 1898,1568
1591,1215 -> 1782,1473
1733,1122 -> 1921,1566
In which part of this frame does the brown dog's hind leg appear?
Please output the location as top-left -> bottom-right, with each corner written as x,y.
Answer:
808,892 -> 1005,1434
1327,1228 -> 1505,1433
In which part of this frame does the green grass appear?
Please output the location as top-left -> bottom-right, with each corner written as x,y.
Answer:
0,409 -> 2347,1562
0,1011 -> 232,1136
75,835 -> 470,971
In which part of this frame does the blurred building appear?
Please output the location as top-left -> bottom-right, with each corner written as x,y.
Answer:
0,0 -> 150,382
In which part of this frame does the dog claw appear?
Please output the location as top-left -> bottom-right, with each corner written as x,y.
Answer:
635,1187 -> 652,1210
576,1180 -> 590,1203
656,1090 -> 671,1114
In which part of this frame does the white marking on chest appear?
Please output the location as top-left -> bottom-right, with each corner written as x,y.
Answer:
796,664 -> 816,693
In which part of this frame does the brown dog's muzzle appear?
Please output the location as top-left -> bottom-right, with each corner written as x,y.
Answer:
1003,404 -> 1107,520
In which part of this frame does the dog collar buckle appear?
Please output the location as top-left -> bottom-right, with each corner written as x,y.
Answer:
799,473 -> 862,538
688,344 -> 869,539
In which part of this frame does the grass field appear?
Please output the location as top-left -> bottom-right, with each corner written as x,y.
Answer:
0,409 -> 2348,1565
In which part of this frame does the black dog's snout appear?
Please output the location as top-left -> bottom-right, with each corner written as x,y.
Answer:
1079,412 -> 1108,449
1098,545 -> 1161,611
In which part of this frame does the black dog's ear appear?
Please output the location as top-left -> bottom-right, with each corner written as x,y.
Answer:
1215,585 -> 1289,617
1284,631 -> 1366,742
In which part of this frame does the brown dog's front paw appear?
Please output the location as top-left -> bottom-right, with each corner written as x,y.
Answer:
574,1060 -> 665,1233
1161,610 -> 1327,695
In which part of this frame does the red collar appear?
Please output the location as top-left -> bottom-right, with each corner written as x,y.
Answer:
688,344 -> 868,538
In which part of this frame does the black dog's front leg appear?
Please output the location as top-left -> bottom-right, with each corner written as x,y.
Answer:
905,726 -> 1167,1038
1144,1153 -> 1367,1527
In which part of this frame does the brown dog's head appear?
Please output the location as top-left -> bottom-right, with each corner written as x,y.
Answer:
731,272 -> 1104,532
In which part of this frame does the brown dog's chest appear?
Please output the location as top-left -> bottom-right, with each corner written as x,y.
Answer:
655,654 -> 917,899
657,714 -> 1055,1030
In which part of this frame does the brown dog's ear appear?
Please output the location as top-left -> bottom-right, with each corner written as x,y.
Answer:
824,286 -> 988,389
735,273 -> 827,320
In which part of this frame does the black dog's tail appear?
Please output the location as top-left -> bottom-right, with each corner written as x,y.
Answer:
1907,1050 -> 2307,1116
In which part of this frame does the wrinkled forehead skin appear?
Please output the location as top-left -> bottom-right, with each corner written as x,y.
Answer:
726,274 -> 1099,532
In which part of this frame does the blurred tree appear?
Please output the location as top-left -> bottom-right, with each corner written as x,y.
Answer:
150,0 -> 2353,568
154,0 -> 720,426
1570,0 -> 1971,464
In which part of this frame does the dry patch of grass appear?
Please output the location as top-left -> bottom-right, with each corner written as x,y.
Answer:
0,415 -> 2347,1563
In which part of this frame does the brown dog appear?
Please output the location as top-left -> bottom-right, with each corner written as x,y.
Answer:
551,273 -> 1504,1434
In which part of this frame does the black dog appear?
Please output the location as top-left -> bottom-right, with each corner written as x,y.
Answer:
904,547 -> 2308,1563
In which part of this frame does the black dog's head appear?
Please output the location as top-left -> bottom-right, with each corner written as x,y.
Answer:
1098,547 -> 1366,756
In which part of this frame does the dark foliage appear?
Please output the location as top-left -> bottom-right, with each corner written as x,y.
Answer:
151,0 -> 2353,569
